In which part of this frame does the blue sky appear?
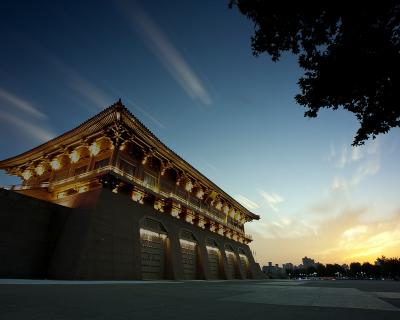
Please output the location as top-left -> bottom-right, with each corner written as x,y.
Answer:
1,0 -> 399,266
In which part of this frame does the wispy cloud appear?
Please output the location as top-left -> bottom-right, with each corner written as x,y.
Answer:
0,88 -> 46,119
259,190 -> 284,212
336,145 -> 364,168
122,2 -> 212,106
318,210 -> 400,262
234,194 -> 260,210
331,176 -> 349,192
0,110 -> 55,142
331,141 -> 380,192
351,157 -> 380,185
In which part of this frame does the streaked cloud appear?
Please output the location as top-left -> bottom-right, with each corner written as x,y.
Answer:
125,98 -> 165,129
342,225 -> 368,240
202,160 -> 217,171
45,56 -> 111,111
0,110 -> 55,142
249,215 -> 318,239
122,2 -> 212,106
234,194 -> 260,210
20,38 -> 111,112
320,210 -> 400,262
68,74 -> 111,110
0,88 -> 46,119
259,190 -> 284,212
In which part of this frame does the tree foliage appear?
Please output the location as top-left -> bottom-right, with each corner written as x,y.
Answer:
230,1 -> 400,145
287,257 -> 400,279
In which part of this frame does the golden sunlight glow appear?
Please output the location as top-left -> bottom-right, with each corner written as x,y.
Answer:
89,142 -> 100,156
50,158 -> 61,170
69,150 -> 80,163
34,165 -> 44,176
21,170 -> 32,180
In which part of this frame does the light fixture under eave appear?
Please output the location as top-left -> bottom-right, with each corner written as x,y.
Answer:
57,192 -> 65,199
89,142 -> 100,156
78,186 -> 88,193
69,150 -> 80,163
34,165 -> 44,176
50,158 -> 61,170
21,170 -> 32,180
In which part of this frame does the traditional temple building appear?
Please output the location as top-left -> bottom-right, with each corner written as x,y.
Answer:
0,100 -> 260,280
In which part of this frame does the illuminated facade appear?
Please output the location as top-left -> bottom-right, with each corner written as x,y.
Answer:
0,100 -> 260,280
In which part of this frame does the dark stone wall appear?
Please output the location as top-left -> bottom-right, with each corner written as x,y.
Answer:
63,189 -> 261,280
0,188 -> 261,280
0,189 -> 70,278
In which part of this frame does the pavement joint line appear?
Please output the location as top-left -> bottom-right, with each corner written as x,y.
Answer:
220,285 -> 400,312
372,291 -> 400,299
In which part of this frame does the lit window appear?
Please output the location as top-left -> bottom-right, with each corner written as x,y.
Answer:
119,160 -> 136,176
94,158 -> 109,169
74,165 -> 87,175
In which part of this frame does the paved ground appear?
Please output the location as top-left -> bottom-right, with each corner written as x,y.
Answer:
1,279 -> 400,319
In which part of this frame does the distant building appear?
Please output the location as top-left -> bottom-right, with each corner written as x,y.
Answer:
282,263 -> 294,271
302,256 -> 317,269
262,261 -> 284,274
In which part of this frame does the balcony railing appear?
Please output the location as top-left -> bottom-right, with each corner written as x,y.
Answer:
4,165 -> 247,237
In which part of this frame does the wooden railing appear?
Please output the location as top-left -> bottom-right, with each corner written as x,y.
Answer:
6,164 -> 247,237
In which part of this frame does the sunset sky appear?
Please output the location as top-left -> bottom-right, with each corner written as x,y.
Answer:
0,0 -> 399,266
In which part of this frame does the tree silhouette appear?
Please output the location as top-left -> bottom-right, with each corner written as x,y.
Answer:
230,1 -> 400,145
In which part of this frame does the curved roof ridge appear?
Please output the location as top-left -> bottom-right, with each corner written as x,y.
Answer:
0,100 -> 260,220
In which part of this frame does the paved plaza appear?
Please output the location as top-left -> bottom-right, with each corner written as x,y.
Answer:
1,279 -> 400,319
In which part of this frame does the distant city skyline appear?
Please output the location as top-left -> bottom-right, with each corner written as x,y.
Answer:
0,0 -> 399,265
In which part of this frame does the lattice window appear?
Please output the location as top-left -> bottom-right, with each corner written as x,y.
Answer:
119,159 -> 136,177
74,165 -> 87,175
144,172 -> 157,189
94,158 -> 109,169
